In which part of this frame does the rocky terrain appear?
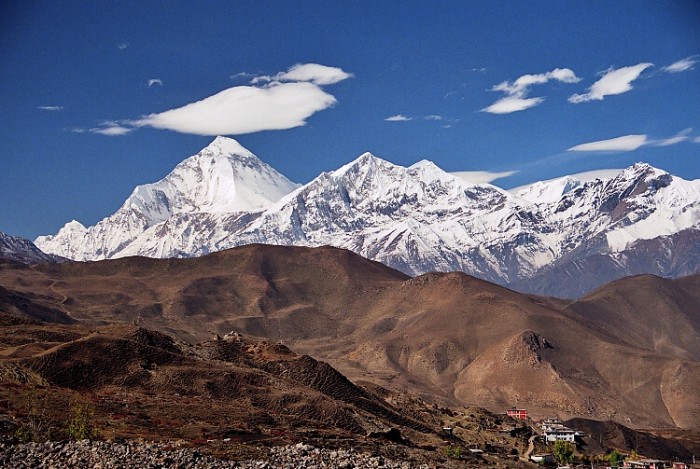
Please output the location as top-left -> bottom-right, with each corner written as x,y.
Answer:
0,314 -> 539,467
0,440 -> 438,468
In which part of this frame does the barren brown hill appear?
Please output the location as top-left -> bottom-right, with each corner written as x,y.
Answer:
0,244 -> 699,431
0,317 -> 551,465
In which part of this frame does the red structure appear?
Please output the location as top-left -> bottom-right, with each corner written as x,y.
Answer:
506,408 -> 528,420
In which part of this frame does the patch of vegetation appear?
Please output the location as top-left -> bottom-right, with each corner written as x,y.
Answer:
66,399 -> 99,440
552,440 -> 574,465
15,387 -> 51,442
606,449 -> 623,467
441,445 -> 462,459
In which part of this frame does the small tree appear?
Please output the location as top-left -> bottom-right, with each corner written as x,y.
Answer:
606,449 -> 623,468
552,440 -> 574,465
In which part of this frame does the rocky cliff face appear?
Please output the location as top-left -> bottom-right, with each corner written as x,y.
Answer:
0,231 -> 63,264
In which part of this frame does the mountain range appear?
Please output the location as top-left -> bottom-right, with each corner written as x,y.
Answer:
34,137 -> 700,298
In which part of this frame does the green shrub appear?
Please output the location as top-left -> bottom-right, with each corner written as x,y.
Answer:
66,400 -> 98,440
441,445 -> 462,459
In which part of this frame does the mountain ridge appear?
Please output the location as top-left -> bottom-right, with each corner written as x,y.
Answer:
34,137 -> 700,298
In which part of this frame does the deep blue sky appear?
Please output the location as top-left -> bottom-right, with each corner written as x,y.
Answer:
1,1 -> 699,239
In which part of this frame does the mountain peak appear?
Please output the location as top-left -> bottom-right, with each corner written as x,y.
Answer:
332,151 -> 392,177
59,219 -> 87,234
617,162 -> 666,181
203,136 -> 255,158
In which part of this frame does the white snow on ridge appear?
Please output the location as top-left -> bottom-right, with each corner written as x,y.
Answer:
35,137 -> 700,290
515,176 -> 582,205
509,168 -> 623,196
605,175 -> 700,251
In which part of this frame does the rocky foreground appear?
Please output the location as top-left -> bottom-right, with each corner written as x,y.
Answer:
0,440 -> 437,468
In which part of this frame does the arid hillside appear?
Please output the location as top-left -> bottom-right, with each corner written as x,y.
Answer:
1,244 -> 698,430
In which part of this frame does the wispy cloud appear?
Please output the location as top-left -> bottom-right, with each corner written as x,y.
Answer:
90,121 -> 134,136
230,71 -> 256,80
568,134 -> 648,152
482,97 -> 544,114
147,78 -> 163,87
653,128 -> 692,146
117,42 -> 129,50
694,136 -> 700,144
91,126 -> 133,136
38,105 -> 63,111
385,115 -> 412,122
451,170 -> 518,184
70,124 -> 133,136
568,63 -> 653,103
424,115 -> 443,121
470,67 -> 487,73
662,55 -> 698,73
482,68 -> 581,114
569,129 -> 694,152
251,63 -> 353,86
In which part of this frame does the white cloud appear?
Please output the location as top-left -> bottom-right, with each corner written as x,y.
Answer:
38,105 -> 63,111
80,63 -> 351,137
230,71 -> 255,80
117,42 -> 129,50
133,81 -> 338,135
470,67 -> 487,73
90,122 -> 134,136
482,96 -> 544,114
568,63 -> 653,103
567,134 -> 648,152
251,63 -> 353,86
385,114 -> 412,122
147,78 -> 163,87
694,136 -> 700,144
482,68 -> 581,114
450,170 -> 518,184
652,128 -> 692,146
424,115 -> 443,120
662,55 -> 698,73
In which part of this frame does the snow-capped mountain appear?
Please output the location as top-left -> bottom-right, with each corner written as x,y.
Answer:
0,232 -> 64,264
36,137 -> 700,297
36,137 -> 299,260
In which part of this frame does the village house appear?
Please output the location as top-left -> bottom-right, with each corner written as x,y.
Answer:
539,418 -> 581,443
506,407 -> 528,420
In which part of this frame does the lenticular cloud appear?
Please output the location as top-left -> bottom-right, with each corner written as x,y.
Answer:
134,81 -> 338,136
101,63 -> 352,137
